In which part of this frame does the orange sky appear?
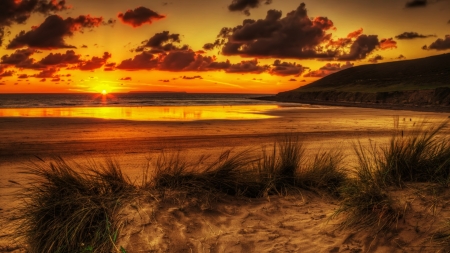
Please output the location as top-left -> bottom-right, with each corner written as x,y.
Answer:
0,0 -> 449,94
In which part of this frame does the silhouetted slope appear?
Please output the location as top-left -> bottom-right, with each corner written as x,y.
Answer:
295,53 -> 450,92
259,53 -> 450,112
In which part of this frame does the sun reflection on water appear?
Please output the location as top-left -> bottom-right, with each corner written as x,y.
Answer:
0,105 -> 279,121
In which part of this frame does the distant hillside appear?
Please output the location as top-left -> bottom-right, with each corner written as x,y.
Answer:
296,53 -> 450,93
261,53 -> 450,112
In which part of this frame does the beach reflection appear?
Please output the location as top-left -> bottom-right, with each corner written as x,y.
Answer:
0,105 -> 279,121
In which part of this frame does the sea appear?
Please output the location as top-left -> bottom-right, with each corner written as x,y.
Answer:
0,93 -> 303,121
0,93 -> 275,108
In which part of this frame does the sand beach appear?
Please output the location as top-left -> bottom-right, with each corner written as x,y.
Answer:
1,105 -> 450,253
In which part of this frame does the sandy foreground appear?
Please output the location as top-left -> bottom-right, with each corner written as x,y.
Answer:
1,105 -> 450,252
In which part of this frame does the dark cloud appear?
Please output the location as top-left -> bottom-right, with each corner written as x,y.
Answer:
289,78 -> 296,81
337,35 -> 379,61
51,77 -> 60,82
39,50 -> 82,66
0,48 -> 45,69
395,32 -> 436,39
76,52 -> 112,70
81,44 -> 88,48
0,0 -> 70,46
117,51 -> 159,70
423,35 -> 450,50
397,54 -> 406,59
104,62 -> 116,71
118,6 -> 165,27
159,79 -> 170,82
136,31 -> 187,52
228,0 -> 272,16
159,50 -> 195,71
210,4 -> 398,61
1,48 -> 35,65
0,70 -> 15,78
34,67 -> 59,78
182,75 -> 202,80
226,59 -> 268,73
215,3 -> 338,59
368,55 -> 384,63
269,60 -> 305,76
203,39 -> 224,51
18,74 -> 29,79
405,0 -> 427,8
7,15 -> 106,49
120,77 -> 132,81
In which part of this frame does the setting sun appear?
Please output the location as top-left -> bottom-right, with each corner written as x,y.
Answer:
101,90 -> 108,95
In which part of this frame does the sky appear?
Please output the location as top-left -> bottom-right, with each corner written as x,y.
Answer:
0,0 -> 449,94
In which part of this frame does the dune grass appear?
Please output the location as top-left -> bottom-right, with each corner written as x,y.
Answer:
333,142 -> 403,231
378,120 -> 450,186
18,158 -> 134,253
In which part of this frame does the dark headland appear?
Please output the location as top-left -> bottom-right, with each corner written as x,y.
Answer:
257,53 -> 450,112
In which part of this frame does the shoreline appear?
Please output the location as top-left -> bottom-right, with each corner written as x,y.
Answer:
254,96 -> 450,113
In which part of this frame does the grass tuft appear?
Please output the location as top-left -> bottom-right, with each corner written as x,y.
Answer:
379,120 -> 450,186
333,142 -> 403,232
17,158 -> 135,253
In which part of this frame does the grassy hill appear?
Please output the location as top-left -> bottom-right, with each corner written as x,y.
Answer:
294,53 -> 450,93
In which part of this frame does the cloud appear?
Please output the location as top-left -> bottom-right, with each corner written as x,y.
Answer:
7,14 -> 106,49
0,70 -> 15,78
405,0 -> 427,8
379,38 -> 397,49
209,4 -> 399,61
0,0 -> 70,46
337,35 -> 380,61
116,51 -> 159,70
34,67 -> 59,78
395,32 -> 436,39
1,48 -> 35,65
397,54 -> 406,59
329,35 -> 396,60
118,6 -> 165,27
39,50 -> 82,66
159,79 -> 170,82
226,59 -> 268,73
215,4 -> 337,59
303,62 -> 353,77
120,77 -> 132,81
289,78 -> 297,81
18,74 -> 29,79
136,31 -> 187,52
228,0 -> 272,16
423,35 -> 450,50
104,62 -> 116,71
347,28 -> 363,39
368,55 -> 384,63
0,48 -> 45,69
182,75 -> 202,80
269,60 -> 305,76
76,52 -> 112,70
203,39 -> 224,51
